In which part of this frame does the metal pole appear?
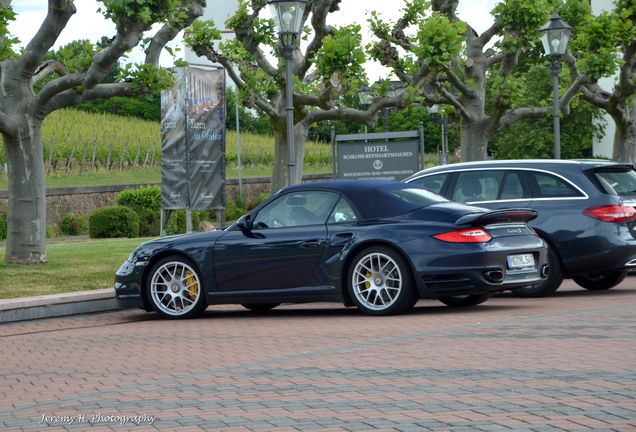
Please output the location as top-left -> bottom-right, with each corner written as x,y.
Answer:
442,115 -> 449,165
235,89 -> 243,203
331,125 -> 336,179
551,57 -> 561,159
418,122 -> 425,170
284,49 -> 295,186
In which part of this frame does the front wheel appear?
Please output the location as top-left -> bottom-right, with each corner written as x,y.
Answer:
573,271 -> 628,291
146,256 -> 207,319
347,246 -> 417,316
438,293 -> 491,307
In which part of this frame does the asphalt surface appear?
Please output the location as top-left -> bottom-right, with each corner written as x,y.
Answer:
0,279 -> 635,431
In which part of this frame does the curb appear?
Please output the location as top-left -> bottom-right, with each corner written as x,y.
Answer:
0,289 -> 126,324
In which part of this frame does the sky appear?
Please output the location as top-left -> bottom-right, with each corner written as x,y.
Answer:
9,0 -> 500,81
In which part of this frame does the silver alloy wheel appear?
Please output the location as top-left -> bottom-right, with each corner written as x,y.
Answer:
351,252 -> 402,311
149,260 -> 201,316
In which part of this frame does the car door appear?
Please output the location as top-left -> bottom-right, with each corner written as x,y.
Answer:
213,190 -> 339,294
450,169 -> 532,209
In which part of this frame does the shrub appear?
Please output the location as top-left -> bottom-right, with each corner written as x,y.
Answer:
59,214 -> 88,236
117,186 -> 161,211
89,206 -> 140,238
165,210 -> 201,236
117,186 -> 161,236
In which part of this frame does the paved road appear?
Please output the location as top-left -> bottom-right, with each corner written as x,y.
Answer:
1,279 -> 635,431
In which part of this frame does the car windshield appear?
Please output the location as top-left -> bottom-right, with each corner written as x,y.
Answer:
595,169 -> 636,196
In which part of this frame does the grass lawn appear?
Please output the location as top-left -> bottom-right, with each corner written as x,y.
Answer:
0,237 -> 153,299
0,165 -> 332,190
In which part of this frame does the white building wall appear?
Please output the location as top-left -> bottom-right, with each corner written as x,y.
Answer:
590,0 -> 615,158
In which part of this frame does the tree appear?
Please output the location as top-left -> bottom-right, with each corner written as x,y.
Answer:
563,0 -> 636,162
185,0 -> 405,192
0,0 -> 204,264
368,0 -> 582,161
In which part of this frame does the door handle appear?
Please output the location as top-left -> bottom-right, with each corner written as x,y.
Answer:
301,239 -> 323,248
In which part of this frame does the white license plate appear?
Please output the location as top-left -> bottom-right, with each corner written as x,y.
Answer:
507,254 -> 535,269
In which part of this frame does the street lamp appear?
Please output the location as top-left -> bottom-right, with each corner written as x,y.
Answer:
269,0 -> 306,186
540,11 -> 572,159
429,105 -> 449,165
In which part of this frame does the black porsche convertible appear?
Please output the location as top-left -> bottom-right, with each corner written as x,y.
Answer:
115,180 -> 548,318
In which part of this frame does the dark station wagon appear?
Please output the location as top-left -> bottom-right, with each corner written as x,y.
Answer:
405,160 -> 636,297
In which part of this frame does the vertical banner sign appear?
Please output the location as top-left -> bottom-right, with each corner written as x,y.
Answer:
161,68 -> 187,209
187,67 -> 225,210
161,67 -> 226,211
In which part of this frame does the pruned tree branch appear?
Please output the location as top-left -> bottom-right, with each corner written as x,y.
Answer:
498,107 -> 550,131
442,68 -> 475,98
21,0 -> 76,76
232,2 -> 278,78
31,60 -> 69,85
145,0 -> 206,66
297,0 -> 336,76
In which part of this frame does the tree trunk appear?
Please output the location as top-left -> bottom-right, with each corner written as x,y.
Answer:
459,117 -> 490,161
270,120 -> 309,194
3,120 -> 48,264
612,101 -> 636,163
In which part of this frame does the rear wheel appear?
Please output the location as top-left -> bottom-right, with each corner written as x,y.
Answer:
347,246 -> 417,316
438,293 -> 491,307
146,256 -> 207,319
241,303 -> 281,312
573,271 -> 628,291
512,244 -> 563,298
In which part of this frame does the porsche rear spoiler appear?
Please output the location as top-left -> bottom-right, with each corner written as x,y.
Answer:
455,208 -> 538,226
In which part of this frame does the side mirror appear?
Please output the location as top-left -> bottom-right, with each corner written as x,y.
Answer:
236,214 -> 252,231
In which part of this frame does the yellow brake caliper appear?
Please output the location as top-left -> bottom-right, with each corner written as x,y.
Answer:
365,271 -> 372,290
184,270 -> 198,300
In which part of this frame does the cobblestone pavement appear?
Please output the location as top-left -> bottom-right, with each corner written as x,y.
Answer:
0,279 -> 635,432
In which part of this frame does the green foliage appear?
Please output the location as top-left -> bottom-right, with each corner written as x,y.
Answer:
411,12 -> 466,68
89,206 -> 140,238
48,39 -> 96,73
118,63 -> 175,91
570,0 -> 634,80
492,0 -> 551,50
116,186 -> 161,236
315,25 -> 366,85
183,19 -> 222,55
59,214 -> 88,236
99,0 -> 182,24
165,210 -> 201,236
116,186 -> 161,212
75,94 -> 161,121
0,6 -> 18,60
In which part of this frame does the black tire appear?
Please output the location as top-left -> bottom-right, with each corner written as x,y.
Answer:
512,244 -> 563,298
438,293 -> 491,307
241,303 -> 281,312
347,246 -> 417,316
572,271 -> 628,291
146,255 -> 207,319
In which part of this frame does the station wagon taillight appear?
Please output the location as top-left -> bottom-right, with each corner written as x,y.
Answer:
433,227 -> 492,243
583,204 -> 636,223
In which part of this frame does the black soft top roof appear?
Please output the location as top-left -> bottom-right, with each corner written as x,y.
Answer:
282,180 -> 443,220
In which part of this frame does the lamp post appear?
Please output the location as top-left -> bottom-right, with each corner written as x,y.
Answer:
429,105 -> 449,165
540,11 -> 571,159
268,0 -> 306,186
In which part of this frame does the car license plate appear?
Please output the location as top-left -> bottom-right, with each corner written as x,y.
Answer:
507,254 -> 535,269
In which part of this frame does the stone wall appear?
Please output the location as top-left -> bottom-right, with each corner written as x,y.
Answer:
0,174 -> 332,228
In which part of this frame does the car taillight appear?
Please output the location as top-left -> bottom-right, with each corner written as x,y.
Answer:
433,227 -> 492,243
583,204 -> 636,223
